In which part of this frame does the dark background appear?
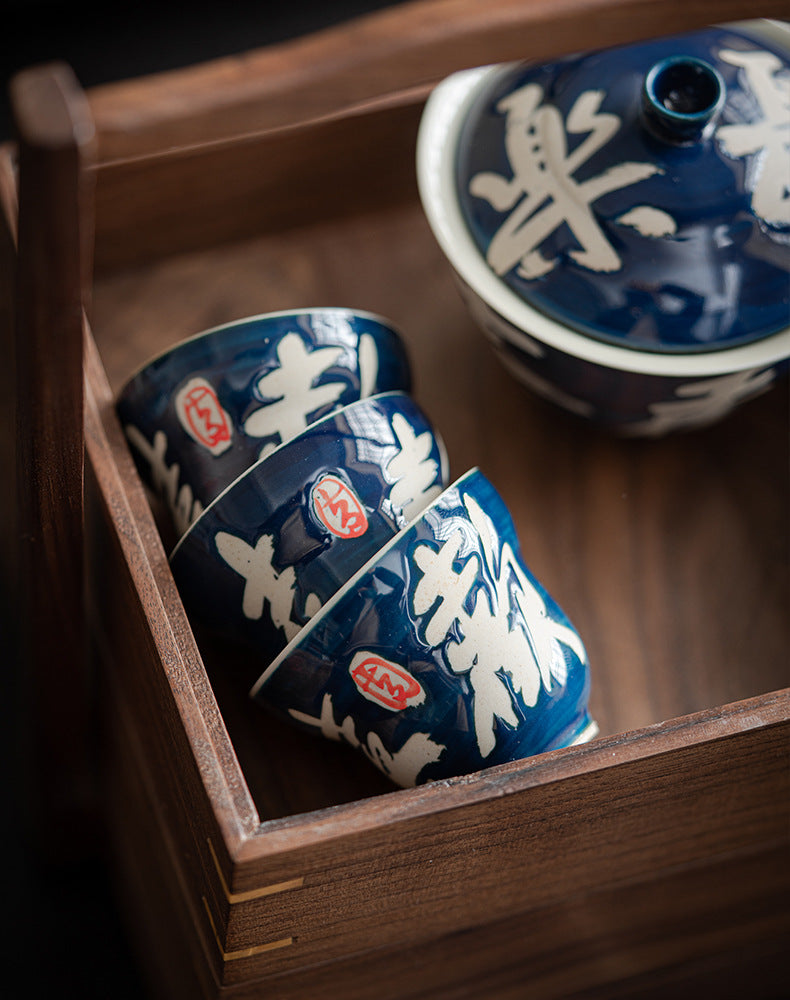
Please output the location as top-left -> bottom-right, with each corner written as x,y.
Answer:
0,0 -> 404,138
2,2 -> 401,997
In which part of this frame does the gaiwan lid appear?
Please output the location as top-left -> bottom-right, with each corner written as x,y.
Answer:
455,24 -> 790,353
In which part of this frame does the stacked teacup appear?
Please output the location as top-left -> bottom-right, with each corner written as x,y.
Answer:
118,307 -> 597,788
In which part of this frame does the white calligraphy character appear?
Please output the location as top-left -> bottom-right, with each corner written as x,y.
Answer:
716,48 -> 790,227
625,367 -> 776,437
385,412 -> 444,522
470,84 -> 673,278
242,331 -> 381,447
411,493 -> 587,758
125,425 -> 203,536
242,332 -> 347,448
215,530 -> 300,639
290,692 -> 445,787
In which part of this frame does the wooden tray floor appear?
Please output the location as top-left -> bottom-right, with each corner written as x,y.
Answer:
90,195 -> 790,822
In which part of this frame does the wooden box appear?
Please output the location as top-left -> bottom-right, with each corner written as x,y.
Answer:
3,2 -> 788,997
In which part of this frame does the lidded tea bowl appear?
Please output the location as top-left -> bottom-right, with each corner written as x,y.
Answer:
417,21 -> 790,434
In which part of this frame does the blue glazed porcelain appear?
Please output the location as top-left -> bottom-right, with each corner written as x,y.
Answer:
455,25 -> 790,352
250,468 -> 597,788
117,308 -> 412,537
170,392 -> 449,667
457,276 -> 787,434
417,21 -> 790,434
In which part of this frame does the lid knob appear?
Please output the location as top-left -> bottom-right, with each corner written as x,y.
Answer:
642,56 -> 725,142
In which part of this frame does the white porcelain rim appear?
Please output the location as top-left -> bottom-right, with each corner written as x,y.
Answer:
119,305 -> 405,389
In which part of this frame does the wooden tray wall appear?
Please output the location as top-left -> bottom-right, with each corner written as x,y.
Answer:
4,2 -> 789,996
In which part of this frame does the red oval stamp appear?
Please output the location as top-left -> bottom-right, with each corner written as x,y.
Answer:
349,652 -> 425,712
311,474 -> 368,539
175,377 -> 232,456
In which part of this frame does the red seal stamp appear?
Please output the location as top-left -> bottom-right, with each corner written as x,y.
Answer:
311,474 -> 368,539
349,652 -> 425,711
175,377 -> 232,455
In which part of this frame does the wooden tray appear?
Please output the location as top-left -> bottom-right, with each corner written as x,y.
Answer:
3,2 -> 788,997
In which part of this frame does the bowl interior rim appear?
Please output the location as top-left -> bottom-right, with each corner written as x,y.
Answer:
118,305 -> 405,393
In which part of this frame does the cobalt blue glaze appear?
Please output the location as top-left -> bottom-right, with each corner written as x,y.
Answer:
456,277 -> 789,435
117,308 -> 412,538
170,392 -> 449,667
251,469 -> 596,787
455,26 -> 790,353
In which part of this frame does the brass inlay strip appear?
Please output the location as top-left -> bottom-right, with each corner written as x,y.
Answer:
207,837 -> 304,903
202,897 -> 293,961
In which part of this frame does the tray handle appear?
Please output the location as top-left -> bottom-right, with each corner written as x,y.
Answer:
11,62 -> 97,849
87,0 -> 787,162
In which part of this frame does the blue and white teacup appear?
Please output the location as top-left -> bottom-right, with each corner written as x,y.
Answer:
250,468 -> 597,787
117,308 -> 412,537
170,392 -> 449,666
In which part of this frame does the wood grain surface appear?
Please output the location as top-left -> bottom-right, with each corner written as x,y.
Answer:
6,1 -> 789,995
9,64 -> 97,852
83,322 -> 259,848
0,150 -> 18,606
87,177 -> 789,993
86,0 -> 787,161
91,198 -> 790,794
105,673 -> 789,999
87,2 -> 790,271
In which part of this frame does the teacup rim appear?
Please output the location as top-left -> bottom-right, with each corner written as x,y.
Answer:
168,389 -> 416,560
249,466 -> 482,698
118,305 -> 406,392
415,31 -> 790,378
